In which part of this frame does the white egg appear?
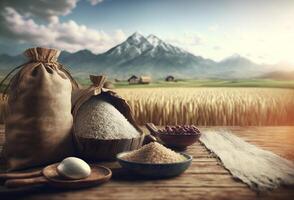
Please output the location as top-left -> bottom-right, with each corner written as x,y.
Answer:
57,157 -> 91,180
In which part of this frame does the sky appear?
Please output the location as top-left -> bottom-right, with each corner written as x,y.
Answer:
0,0 -> 294,65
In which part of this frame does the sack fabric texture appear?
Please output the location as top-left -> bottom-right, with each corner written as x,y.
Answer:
2,47 -> 79,170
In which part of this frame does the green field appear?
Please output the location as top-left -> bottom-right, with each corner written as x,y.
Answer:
1,78 -> 293,92
77,78 -> 294,89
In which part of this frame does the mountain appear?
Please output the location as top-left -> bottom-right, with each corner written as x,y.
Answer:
259,71 -> 294,80
216,54 -> 265,78
0,32 -> 288,79
106,32 -> 153,60
95,32 -> 218,78
219,54 -> 257,69
59,32 -> 218,78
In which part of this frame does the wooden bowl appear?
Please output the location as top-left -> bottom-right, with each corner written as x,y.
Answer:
157,134 -> 200,150
74,134 -> 145,161
146,123 -> 200,150
72,80 -> 146,162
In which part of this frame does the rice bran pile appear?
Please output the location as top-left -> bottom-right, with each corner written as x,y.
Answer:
75,96 -> 140,140
122,142 -> 186,163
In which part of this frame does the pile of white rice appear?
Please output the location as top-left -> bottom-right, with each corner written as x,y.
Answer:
75,96 -> 140,140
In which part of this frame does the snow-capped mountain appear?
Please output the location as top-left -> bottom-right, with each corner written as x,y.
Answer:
0,32 -> 280,79
105,32 -> 188,59
147,34 -> 187,56
96,32 -> 217,77
106,32 -> 153,58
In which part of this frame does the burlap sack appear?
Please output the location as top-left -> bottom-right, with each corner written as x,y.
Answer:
1,47 -> 80,170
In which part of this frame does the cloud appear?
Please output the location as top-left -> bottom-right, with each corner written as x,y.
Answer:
0,7 -> 126,54
166,33 -> 204,46
0,0 -> 78,21
162,33 -> 206,58
213,45 -> 221,51
87,0 -> 104,6
208,24 -> 219,32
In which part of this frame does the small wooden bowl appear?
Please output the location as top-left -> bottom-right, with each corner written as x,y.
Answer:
157,134 -> 200,150
146,123 -> 200,150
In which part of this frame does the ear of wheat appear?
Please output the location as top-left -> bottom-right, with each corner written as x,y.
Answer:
115,88 -> 294,126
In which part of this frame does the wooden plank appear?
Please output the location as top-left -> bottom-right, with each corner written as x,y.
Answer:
4,186 -> 293,200
106,174 -> 247,187
186,162 -> 228,174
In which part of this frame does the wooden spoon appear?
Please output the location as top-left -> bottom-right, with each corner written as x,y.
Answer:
145,123 -> 159,137
143,123 -> 158,145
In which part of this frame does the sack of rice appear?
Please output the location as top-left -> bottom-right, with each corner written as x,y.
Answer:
72,75 -> 144,160
0,47 -> 80,171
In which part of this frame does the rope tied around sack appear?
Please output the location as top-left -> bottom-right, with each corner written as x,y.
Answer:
0,61 -> 79,100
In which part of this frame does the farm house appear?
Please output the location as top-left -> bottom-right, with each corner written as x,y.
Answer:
139,76 -> 151,84
127,75 -> 139,84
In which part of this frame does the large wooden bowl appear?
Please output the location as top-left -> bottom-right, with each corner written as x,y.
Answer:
71,75 -> 146,161
74,134 -> 145,161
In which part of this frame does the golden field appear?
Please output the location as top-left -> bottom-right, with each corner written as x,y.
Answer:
0,87 -> 293,125
115,87 -> 294,126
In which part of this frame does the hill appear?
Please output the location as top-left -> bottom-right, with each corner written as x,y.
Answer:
259,71 -> 294,80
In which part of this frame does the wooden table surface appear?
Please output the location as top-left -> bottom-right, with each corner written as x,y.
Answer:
0,126 -> 294,200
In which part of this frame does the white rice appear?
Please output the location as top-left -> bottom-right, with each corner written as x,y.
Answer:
75,96 -> 140,140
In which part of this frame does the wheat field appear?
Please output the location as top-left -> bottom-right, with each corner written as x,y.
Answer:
115,88 -> 294,126
0,87 -> 293,125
